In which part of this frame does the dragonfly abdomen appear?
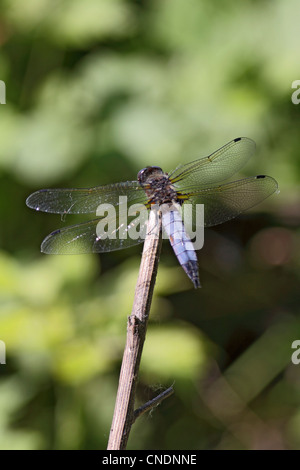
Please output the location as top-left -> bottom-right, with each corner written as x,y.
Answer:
162,209 -> 200,288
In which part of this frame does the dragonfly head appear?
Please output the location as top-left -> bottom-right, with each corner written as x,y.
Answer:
137,166 -> 164,185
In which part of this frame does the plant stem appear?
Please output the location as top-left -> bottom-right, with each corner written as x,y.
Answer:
107,208 -> 164,450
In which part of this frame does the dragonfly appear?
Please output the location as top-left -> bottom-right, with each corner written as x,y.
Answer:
26,137 -> 278,288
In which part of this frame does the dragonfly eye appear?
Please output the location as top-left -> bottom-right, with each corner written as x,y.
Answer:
137,166 -> 164,185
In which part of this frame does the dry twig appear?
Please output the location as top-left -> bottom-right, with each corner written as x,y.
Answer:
107,208 -> 173,450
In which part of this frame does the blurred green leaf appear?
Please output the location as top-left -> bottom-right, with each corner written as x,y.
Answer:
2,0 -> 135,47
141,323 -> 209,381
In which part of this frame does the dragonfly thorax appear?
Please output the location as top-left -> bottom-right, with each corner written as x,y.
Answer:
138,166 -> 179,205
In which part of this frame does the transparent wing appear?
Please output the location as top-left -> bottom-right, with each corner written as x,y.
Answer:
41,204 -> 150,254
181,175 -> 278,228
169,137 -> 256,188
26,181 -> 147,214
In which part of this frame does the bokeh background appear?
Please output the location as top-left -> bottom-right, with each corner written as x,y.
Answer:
0,0 -> 300,450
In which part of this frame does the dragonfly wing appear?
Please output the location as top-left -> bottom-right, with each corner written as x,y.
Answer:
41,203 -> 150,254
181,175 -> 278,228
170,137 -> 256,188
26,181 -> 147,214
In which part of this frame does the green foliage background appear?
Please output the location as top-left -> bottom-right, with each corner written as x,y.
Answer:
0,0 -> 300,450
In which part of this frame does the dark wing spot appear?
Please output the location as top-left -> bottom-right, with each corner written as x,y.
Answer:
256,175 -> 266,179
233,137 -> 242,142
